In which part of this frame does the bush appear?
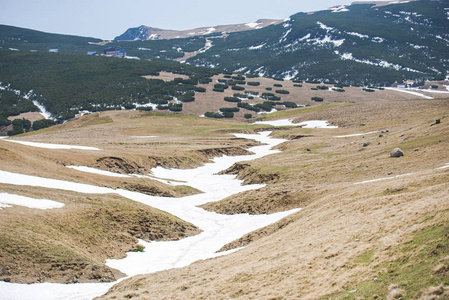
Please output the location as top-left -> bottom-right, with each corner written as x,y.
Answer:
316,86 -> 329,90
363,88 -> 375,92
245,91 -> 259,96
247,81 -> 260,86
238,102 -> 260,112
194,86 -> 206,92
275,89 -> 290,94
214,83 -> 228,90
223,75 -> 232,78
123,103 -> 136,109
266,87 -> 272,91
244,113 -> 253,119
0,117 -> 11,127
233,93 -> 247,98
213,88 -> 225,92
222,111 -> 234,118
220,107 -> 240,112
283,102 -> 297,108
8,118 -> 31,135
293,84 -> 302,87
224,97 -> 241,103
204,112 -> 223,118
311,97 -> 324,102
261,93 -> 281,101
246,74 -> 259,78
168,103 -> 183,112
32,119 -> 57,131
333,88 -> 345,92
232,75 -> 245,80
198,78 -> 212,84
431,85 -> 439,89
274,84 -> 283,87
232,85 -> 245,91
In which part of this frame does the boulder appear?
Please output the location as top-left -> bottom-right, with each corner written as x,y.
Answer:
390,148 -> 404,157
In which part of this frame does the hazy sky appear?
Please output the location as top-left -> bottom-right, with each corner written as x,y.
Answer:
1,0 -> 382,40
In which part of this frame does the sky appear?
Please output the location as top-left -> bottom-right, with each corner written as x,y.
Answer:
0,0 -> 382,40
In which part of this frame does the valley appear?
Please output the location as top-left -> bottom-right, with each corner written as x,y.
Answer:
1,0 -> 449,298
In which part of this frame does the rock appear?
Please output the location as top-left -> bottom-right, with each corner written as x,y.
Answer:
363,142 -> 370,147
390,148 -> 404,157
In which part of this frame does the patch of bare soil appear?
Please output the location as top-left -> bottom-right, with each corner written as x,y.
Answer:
0,185 -> 200,284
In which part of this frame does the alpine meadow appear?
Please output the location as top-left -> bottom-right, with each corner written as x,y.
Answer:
1,0 -> 449,299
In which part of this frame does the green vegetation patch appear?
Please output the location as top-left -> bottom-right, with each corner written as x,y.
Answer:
325,216 -> 449,299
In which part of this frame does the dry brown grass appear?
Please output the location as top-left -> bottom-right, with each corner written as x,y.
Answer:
0,184 -> 200,284
97,97 -> 449,299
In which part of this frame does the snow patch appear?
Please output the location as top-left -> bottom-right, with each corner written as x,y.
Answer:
331,5 -> 350,13
249,44 -> 265,50
0,193 -> 64,210
383,87 -> 434,99
1,139 -> 101,150
254,119 -> 337,128
346,31 -> 369,39
334,131 -> 379,138
245,22 -> 262,29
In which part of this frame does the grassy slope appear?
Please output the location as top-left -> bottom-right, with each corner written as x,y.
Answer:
97,97 -> 449,299
0,184 -> 200,284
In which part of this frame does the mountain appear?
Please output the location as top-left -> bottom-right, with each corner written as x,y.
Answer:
114,19 -> 283,41
185,0 -> 449,85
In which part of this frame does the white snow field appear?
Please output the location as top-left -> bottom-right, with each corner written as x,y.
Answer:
0,131 -> 300,300
0,193 -> 64,210
254,119 -> 337,128
0,139 -> 101,150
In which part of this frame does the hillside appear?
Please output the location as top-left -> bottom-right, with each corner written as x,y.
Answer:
187,0 -> 449,84
114,19 -> 283,41
96,97 -> 449,299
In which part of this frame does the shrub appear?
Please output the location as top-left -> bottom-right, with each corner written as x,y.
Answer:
123,103 -> 136,109
247,81 -> 260,86
316,86 -> 329,90
274,84 -> 283,87
363,88 -> 375,92
431,85 -> 439,89
246,74 -> 259,78
0,117 -> 11,127
194,86 -> 206,92
224,97 -> 241,103
223,75 -> 232,78
222,111 -> 234,118
198,78 -> 212,84
32,119 -> 57,131
204,112 -> 223,118
266,87 -> 272,91
8,118 -> 31,135
168,103 -> 183,112
283,102 -> 297,108
220,107 -> 240,112
232,75 -> 245,81
232,85 -> 245,91
275,89 -> 290,94
245,91 -> 259,96
214,83 -> 228,90
238,102 -> 260,112
261,93 -> 281,101
213,88 -> 225,92
311,97 -> 324,102
293,84 -> 302,87
333,88 -> 345,92
244,113 -> 253,119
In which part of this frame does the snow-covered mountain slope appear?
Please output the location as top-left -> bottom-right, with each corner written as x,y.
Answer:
186,0 -> 449,85
114,19 -> 282,41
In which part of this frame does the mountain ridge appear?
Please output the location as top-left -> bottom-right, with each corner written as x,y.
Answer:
114,19 -> 283,41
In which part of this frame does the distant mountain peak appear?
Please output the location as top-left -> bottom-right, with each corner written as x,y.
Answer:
114,19 -> 283,41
